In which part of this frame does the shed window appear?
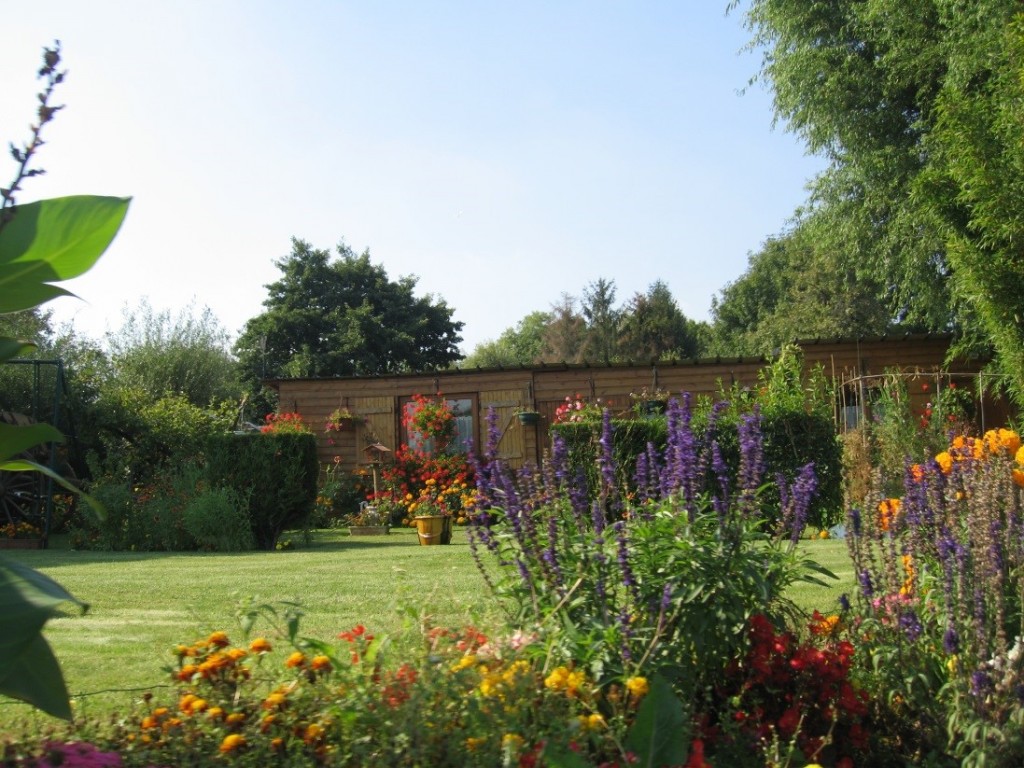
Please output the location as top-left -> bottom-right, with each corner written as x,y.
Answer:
402,395 -> 475,454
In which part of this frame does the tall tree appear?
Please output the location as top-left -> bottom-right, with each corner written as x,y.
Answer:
618,281 -> 702,361
735,0 -> 1024,399
710,217 -> 895,355
539,294 -> 587,363
462,311 -> 551,368
580,278 -> 621,362
106,299 -> 238,407
236,238 -> 463,385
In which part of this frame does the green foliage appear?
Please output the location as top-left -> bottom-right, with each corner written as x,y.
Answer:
104,299 -> 239,407
234,238 -> 463,390
460,310 -> 551,368
87,388 -> 236,483
737,0 -> 1024,403
709,220 -> 896,356
206,432 -> 318,550
0,558 -> 85,721
618,279 -> 703,361
183,485 -> 254,552
550,417 -> 667,501
0,43 -> 129,720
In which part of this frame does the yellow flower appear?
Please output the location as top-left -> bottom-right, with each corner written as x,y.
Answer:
451,654 -> 477,672
935,451 -> 953,474
544,666 -> 569,691
304,723 -> 324,742
226,712 -> 246,726
285,651 -> 306,668
502,733 -> 524,751
625,676 -> 650,698
565,668 -> 586,696
219,734 -> 246,754
465,736 -> 487,752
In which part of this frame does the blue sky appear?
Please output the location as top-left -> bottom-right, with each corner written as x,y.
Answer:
1,2 -> 824,354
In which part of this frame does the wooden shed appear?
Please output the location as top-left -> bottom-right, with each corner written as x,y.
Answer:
266,334 -> 999,472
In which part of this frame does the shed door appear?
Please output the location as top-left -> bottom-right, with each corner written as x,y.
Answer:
352,396 -> 396,462
479,388 -> 528,462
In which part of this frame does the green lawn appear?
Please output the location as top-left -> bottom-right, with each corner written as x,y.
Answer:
0,530 -> 854,730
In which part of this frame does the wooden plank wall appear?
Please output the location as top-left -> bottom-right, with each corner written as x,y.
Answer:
272,336 -> 1004,471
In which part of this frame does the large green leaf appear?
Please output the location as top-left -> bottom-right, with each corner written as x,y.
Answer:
0,421 -> 64,461
0,195 -> 130,276
624,673 -> 689,767
0,557 -> 86,689
0,632 -> 73,719
0,337 -> 36,363
0,268 -> 70,312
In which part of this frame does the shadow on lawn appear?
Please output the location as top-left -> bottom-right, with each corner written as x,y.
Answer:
1,530 -> 469,567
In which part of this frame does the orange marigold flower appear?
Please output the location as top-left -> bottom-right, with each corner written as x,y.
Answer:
877,498 -> 902,532
311,655 -> 332,672
177,664 -> 198,681
285,651 -> 307,668
270,737 -> 284,752
219,734 -> 246,754
1013,468 -> 1024,489
263,692 -> 287,710
207,630 -> 230,648
249,637 -> 273,654
226,712 -> 246,726
207,706 -> 224,720
304,723 -> 325,743
140,715 -> 159,730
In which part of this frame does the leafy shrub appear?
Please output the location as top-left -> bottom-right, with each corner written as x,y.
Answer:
183,486 -> 254,551
468,404 -> 835,765
846,428 -> 1024,766
77,466 -> 197,551
206,432 -> 318,550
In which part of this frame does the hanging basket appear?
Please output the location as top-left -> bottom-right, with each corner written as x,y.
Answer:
516,411 -> 540,426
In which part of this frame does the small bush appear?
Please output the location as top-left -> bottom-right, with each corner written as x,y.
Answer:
183,486 -> 254,551
206,432 -> 318,550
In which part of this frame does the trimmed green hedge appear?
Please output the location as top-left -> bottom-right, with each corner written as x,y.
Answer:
205,432 -> 318,550
550,408 -> 842,530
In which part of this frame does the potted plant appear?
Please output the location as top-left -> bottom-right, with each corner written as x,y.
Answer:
629,386 -> 671,416
348,501 -> 390,536
408,485 -> 454,545
325,406 -> 358,433
0,521 -> 44,550
515,406 -> 541,426
404,394 -> 457,453
552,393 -> 609,424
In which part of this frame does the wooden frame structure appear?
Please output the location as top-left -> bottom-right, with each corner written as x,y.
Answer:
266,334 -> 1000,472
